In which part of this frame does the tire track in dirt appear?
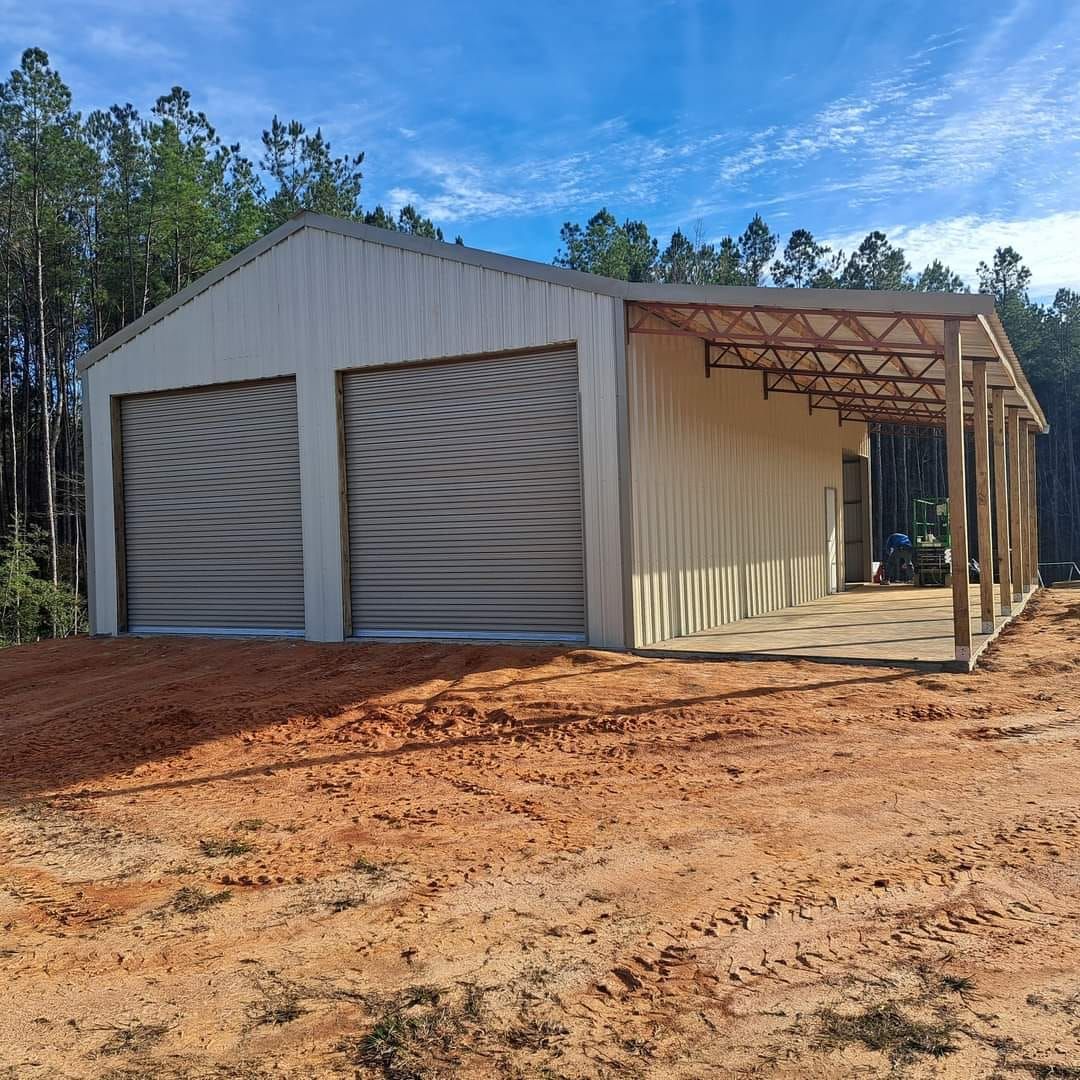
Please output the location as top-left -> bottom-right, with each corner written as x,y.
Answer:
584,800 -> 1080,1059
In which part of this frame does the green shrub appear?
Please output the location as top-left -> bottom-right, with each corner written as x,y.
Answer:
0,526 -> 84,646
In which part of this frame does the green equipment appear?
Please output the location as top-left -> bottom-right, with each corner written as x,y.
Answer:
912,498 -> 951,587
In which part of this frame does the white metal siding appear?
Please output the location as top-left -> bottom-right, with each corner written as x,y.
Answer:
342,349 -> 585,640
84,227 -> 625,645
628,327 -> 869,647
120,379 -> 304,634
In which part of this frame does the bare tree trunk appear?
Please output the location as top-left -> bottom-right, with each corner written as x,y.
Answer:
2,252 -> 14,535
33,191 -> 58,586
141,199 -> 155,318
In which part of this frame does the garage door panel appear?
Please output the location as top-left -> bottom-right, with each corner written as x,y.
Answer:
344,348 -> 585,641
121,378 -> 304,634
348,429 -> 582,458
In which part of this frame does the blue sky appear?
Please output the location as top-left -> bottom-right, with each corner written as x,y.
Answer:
12,0 -> 1080,295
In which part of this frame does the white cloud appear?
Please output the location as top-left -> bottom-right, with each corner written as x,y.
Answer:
826,211 -> 1080,296
84,25 -> 179,65
381,7 -> 1080,249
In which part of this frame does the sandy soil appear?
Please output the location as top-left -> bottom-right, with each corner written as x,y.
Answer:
1,592 -> 1079,1079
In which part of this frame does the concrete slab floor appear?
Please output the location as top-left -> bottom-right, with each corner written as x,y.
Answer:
642,583 -> 1036,671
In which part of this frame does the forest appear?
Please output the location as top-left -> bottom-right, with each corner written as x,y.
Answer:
1,46 -> 1077,644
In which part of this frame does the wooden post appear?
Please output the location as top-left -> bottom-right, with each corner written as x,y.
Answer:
944,319 -> 971,664
1018,418 -> 1030,595
971,362 -> 995,634
1006,408 -> 1024,602
1028,425 -> 1039,587
991,390 -> 1012,616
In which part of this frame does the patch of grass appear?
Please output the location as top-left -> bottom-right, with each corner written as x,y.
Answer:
819,1002 -> 958,1063
328,893 -> 366,913
162,862 -> 196,876
1026,990 -> 1080,1018
346,1011 -> 418,1078
249,997 -> 306,1026
340,985 -> 476,1079
400,985 -> 442,1008
460,981 -> 485,1021
1002,1062 -> 1080,1080
621,1036 -> 656,1058
198,837 -> 254,858
504,1015 -> 569,1051
98,1021 -> 169,1056
169,886 -> 233,915
352,854 -> 390,881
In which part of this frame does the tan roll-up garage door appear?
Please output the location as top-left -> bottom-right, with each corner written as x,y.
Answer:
342,348 -> 585,642
120,378 -> 305,635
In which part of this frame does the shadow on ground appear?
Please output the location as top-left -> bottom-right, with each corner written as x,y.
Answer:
0,632 -> 919,801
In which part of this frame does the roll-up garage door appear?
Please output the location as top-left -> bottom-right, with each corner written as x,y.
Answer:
342,348 -> 585,641
120,378 -> 305,634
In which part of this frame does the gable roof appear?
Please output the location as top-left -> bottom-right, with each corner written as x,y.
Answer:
77,211 -> 1046,430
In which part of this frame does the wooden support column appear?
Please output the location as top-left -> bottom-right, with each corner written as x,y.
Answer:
1018,418 -> 1031,595
1006,409 -> 1024,602
1027,425 -> 1040,587
944,319 -> 972,664
991,390 -> 1012,616
971,362 -> 995,634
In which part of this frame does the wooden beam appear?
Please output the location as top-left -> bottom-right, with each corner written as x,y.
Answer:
1006,409 -> 1024,603
860,455 -> 874,582
1018,417 -> 1031,595
1027,424 -> 1039,587
991,389 -> 1012,616
944,318 -> 972,664
972,362 -> 995,634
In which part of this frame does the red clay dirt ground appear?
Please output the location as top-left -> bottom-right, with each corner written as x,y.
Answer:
1,592 -> 1079,1079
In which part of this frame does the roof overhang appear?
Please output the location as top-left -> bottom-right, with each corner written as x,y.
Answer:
628,291 -> 1047,433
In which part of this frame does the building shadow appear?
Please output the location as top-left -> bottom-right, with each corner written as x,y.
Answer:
0,634 -> 919,803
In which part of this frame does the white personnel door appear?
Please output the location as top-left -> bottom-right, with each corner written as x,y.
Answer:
825,486 -> 839,594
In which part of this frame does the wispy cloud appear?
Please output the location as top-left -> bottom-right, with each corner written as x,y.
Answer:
11,0 -> 1079,291
84,25 -> 179,65
379,7 -> 1079,290
827,211 -> 1080,298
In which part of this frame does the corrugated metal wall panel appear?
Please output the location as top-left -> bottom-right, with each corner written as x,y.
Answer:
86,228 -> 626,646
121,379 -> 304,633
342,348 -> 586,641
628,326 -> 869,647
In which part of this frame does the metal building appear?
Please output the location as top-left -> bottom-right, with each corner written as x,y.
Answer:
81,213 -> 1047,670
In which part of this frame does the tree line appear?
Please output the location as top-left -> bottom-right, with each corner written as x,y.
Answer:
1,42 -> 1076,643
555,209 -> 1080,573
0,47 -> 454,644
